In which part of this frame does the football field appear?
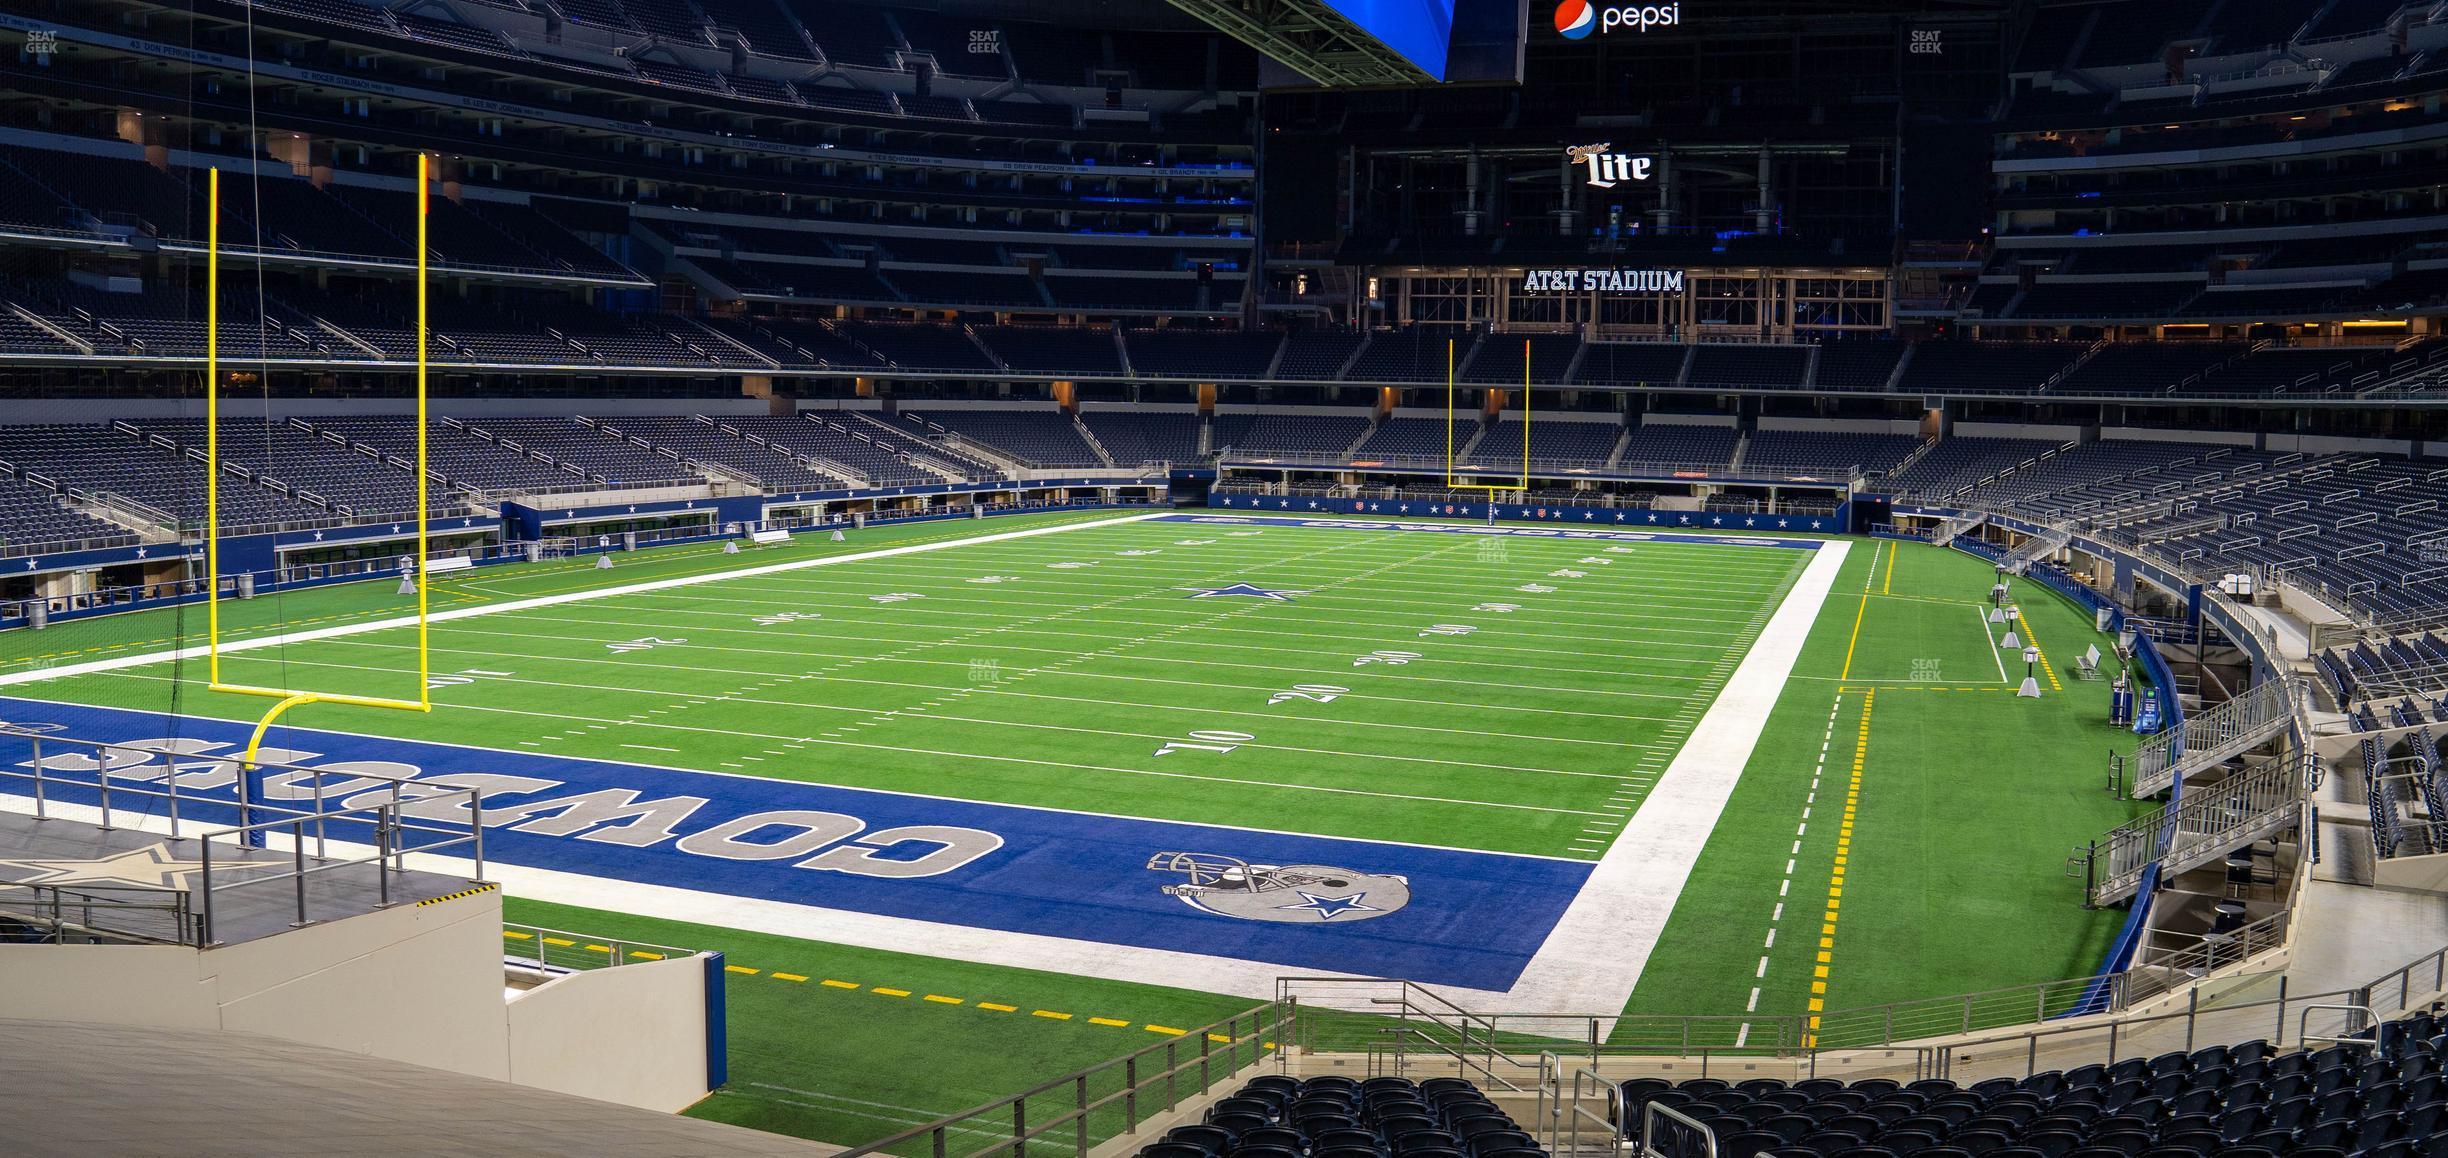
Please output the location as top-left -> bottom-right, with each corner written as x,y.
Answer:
0,508 -> 2144,1146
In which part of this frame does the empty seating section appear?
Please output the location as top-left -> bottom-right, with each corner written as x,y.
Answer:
1353,417 -> 1460,459
1812,339 -> 1906,391
1744,432 -> 1923,477
1346,333 -> 1459,383
1461,334 -> 1580,384
138,418 -> 420,516
1625,1008 -> 2448,1158
610,417 -> 853,490
0,424 -> 315,529
1959,441 -> 2272,517
902,409 -> 1103,467
978,327 -> 1123,376
736,415 -> 940,487
835,322 -> 999,373
1078,411 -> 1202,467
2055,344 -> 2246,395
1132,1075 -> 1536,1158
1475,416 -> 1622,467
1227,413 -> 1370,458
460,419 -> 700,487
0,472 -> 131,551
1574,343 -> 1689,387
1618,425 -> 1739,473
0,144 -> 622,279
1275,332 -> 1367,380
1125,331 -> 1284,379
1900,342 -> 2083,394
1883,437 -> 2063,497
306,417 -> 578,492
1687,345 -> 1810,389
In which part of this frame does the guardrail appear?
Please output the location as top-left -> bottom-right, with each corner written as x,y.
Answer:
0,726 -> 486,947
0,880 -> 201,945
832,1000 -> 1289,1158
2081,743 -> 2313,907
503,923 -> 697,973
2131,677 -> 2303,797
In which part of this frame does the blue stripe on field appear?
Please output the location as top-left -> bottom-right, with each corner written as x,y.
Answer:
0,696 -> 1590,990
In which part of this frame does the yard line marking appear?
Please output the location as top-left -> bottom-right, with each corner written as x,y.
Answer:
1978,605 -> 2010,682
93,668 -> 1614,818
1499,539 -> 1846,1018
0,511 -> 1175,691
1805,689 -> 1875,1046
1837,543 -> 1880,682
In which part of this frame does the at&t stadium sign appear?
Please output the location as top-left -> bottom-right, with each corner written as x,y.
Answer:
1520,268 -> 1685,294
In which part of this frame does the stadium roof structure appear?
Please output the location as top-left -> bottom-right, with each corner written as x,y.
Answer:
1161,0 -> 1442,87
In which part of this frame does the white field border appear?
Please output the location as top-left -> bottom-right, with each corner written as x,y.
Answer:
0,512 -> 1169,691
0,512 -> 1849,1013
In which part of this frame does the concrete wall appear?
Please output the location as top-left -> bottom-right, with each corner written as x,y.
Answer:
0,891 -> 716,1112
508,955 -> 711,1112
0,893 -> 510,1078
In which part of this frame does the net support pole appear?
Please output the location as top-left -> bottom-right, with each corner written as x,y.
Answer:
416,154 -> 431,704
207,167 -> 221,686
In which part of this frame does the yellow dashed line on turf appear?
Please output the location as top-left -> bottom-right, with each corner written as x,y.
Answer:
1838,543 -> 1880,681
2013,600 -> 2066,692
507,933 -> 1285,1049
1805,688 -> 1873,1048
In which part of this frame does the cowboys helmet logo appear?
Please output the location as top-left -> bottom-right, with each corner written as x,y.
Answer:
1146,851 -> 1410,923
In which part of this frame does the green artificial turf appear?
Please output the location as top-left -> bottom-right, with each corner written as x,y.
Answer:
4,513 -> 2149,1146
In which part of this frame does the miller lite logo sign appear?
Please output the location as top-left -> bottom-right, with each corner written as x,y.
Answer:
1567,143 -> 1652,189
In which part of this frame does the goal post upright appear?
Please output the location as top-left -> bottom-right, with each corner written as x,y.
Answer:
1446,337 -> 1532,495
204,156 -> 434,771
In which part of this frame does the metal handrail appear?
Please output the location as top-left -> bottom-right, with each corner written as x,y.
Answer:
2299,1004 -> 2378,1049
0,727 -> 488,946
503,922 -> 698,973
832,1000 -> 1290,1158
0,880 -> 201,945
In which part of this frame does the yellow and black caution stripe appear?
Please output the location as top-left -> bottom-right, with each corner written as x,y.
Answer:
418,883 -> 501,907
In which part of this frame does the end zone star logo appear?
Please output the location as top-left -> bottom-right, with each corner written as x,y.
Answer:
1178,583 -> 1309,601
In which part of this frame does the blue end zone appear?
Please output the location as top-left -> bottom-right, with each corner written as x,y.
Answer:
0,697 -> 1591,991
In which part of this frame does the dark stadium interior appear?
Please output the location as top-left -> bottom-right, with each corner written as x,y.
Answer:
4,1 -> 2448,1155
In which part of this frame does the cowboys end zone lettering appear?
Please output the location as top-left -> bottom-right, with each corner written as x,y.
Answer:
0,697 -> 1587,990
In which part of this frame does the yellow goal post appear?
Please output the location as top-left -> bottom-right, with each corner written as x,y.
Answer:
204,157 -> 435,758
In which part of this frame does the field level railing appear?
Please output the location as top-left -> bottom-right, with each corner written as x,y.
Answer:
2130,676 -> 2303,797
831,1000 -> 1291,1158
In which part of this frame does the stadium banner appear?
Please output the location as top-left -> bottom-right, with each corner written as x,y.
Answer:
1208,494 -> 1844,535
0,697 -> 1589,991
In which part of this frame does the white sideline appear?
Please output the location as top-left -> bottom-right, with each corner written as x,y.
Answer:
0,512 -> 1165,690
1478,539 -> 1852,1016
